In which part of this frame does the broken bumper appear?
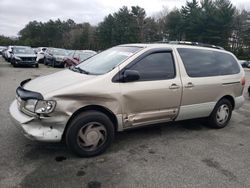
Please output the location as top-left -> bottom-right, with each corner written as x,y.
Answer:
9,100 -> 64,142
235,95 -> 244,109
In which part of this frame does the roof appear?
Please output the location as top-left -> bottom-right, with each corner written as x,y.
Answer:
13,45 -> 32,48
119,42 -> 226,52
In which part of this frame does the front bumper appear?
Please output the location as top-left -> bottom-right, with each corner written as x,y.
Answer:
235,95 -> 244,109
17,61 -> 37,65
55,60 -> 63,66
9,100 -> 63,142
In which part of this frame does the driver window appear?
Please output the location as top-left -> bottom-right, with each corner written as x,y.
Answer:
129,52 -> 175,81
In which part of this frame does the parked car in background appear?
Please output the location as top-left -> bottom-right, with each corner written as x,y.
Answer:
2,48 -> 7,58
10,46 -> 38,68
239,60 -> 247,67
36,47 -> 47,64
32,48 -> 38,54
0,46 -> 6,56
63,50 -> 97,67
245,61 -> 250,68
4,46 -> 13,62
10,43 -> 245,157
44,48 -> 68,67
239,60 -> 250,68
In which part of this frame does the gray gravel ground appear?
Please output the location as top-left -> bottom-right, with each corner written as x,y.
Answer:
0,57 -> 250,188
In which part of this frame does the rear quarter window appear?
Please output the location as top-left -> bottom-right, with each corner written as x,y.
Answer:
177,48 -> 240,77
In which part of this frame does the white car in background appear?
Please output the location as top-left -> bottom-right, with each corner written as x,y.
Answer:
5,46 -> 13,62
36,47 -> 47,64
0,46 -> 6,56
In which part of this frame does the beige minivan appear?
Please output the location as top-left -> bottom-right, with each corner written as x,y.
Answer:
9,43 -> 245,157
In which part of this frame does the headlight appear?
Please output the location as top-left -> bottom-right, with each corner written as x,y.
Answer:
24,99 -> 37,112
35,100 -> 56,114
24,99 -> 56,114
15,56 -> 22,61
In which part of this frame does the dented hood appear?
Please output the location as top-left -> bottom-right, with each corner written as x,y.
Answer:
24,69 -> 96,95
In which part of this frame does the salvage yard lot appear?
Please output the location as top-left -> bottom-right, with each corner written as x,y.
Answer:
0,57 -> 250,188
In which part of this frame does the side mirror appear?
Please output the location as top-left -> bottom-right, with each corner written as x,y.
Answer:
122,70 -> 140,82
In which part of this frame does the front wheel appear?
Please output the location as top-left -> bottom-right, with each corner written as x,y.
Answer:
12,60 -> 17,67
65,111 -> 115,157
207,99 -> 232,129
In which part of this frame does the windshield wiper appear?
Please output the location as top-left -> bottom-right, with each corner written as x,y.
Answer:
69,66 -> 89,74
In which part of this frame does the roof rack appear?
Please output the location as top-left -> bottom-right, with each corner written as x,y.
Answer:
156,41 -> 224,50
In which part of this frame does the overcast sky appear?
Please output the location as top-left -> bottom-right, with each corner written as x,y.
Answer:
0,0 -> 249,37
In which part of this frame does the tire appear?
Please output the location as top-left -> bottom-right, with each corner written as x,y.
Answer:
65,111 -> 115,157
52,60 -> 56,68
12,59 -> 17,67
35,64 -> 39,68
207,99 -> 233,129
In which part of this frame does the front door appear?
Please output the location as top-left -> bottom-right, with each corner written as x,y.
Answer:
119,49 -> 182,128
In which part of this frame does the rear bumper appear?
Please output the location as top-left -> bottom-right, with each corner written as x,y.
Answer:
235,95 -> 244,109
9,100 -> 63,142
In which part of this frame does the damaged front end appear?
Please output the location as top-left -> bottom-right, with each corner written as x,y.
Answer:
9,78 -> 64,142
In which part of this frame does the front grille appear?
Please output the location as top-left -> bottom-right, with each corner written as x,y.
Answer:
20,57 -> 35,61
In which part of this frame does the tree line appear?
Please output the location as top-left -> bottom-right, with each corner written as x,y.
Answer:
0,0 -> 250,59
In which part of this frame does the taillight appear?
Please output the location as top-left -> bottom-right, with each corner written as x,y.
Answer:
240,77 -> 246,86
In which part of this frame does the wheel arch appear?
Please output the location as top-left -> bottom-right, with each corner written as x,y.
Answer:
62,105 -> 118,141
218,95 -> 235,110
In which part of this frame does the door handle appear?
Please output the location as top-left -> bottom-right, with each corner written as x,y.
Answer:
169,83 -> 180,89
184,82 -> 194,88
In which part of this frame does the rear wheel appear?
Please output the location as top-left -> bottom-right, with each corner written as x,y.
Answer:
207,99 -> 232,129
65,111 -> 115,157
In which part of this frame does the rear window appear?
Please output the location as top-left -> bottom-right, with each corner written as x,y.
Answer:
177,48 -> 240,77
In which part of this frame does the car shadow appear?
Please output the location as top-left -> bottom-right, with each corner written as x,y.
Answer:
22,119 -> 209,160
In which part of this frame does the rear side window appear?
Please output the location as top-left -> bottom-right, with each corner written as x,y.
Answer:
177,48 -> 240,77
129,52 -> 175,81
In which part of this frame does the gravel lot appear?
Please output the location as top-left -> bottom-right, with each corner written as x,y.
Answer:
0,57 -> 250,188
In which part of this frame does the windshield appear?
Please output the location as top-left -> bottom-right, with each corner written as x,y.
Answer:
13,47 -> 35,54
76,46 -> 142,75
67,50 -> 74,56
74,51 -> 97,61
51,49 -> 67,56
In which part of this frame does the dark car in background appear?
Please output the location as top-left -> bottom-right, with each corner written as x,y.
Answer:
10,46 -> 38,68
63,50 -> 97,67
44,48 -> 68,67
239,60 -> 250,68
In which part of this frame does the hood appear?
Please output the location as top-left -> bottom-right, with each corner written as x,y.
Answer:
15,54 -> 36,58
24,69 -> 96,96
54,55 -> 65,58
66,57 -> 78,64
